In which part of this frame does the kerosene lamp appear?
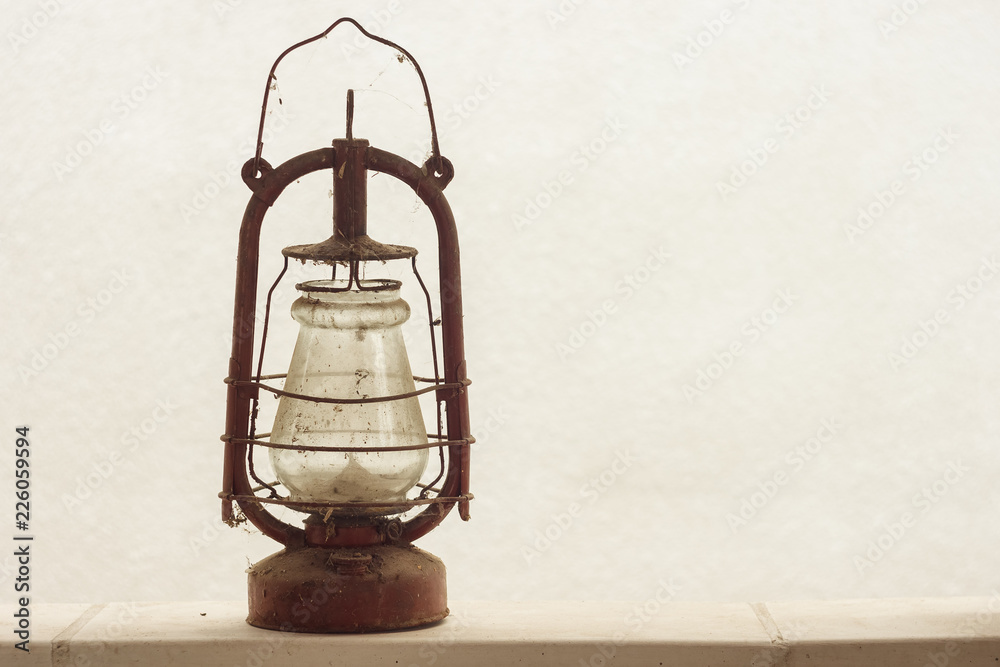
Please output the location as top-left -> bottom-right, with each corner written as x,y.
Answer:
219,18 -> 472,633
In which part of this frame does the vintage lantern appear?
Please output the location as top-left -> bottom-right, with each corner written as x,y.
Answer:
220,18 -> 473,633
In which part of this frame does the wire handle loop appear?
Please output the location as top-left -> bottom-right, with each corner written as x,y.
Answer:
251,17 -> 443,180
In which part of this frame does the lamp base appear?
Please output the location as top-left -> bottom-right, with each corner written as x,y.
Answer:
246,543 -> 447,633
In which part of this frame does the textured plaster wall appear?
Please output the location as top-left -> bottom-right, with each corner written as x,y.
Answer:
2,1 -> 1000,605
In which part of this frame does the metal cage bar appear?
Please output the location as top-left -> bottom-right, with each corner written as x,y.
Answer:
221,145 -> 471,547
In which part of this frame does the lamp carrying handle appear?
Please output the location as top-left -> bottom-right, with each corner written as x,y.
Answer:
249,17 -> 450,184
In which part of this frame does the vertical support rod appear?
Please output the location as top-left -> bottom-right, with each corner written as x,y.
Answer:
332,138 -> 369,242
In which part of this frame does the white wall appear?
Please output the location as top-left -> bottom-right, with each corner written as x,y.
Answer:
3,0 -> 1000,606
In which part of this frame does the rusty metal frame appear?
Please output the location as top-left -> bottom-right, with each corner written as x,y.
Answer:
221,145 -> 471,547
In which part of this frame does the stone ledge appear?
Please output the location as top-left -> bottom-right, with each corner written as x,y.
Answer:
2,597 -> 998,666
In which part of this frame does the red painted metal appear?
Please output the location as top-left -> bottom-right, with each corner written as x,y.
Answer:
246,544 -> 448,633
282,139 -> 418,263
221,145 -> 472,545
220,19 -> 472,632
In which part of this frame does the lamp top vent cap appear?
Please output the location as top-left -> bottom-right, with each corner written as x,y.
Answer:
282,234 -> 418,264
